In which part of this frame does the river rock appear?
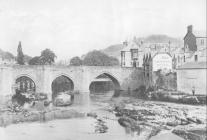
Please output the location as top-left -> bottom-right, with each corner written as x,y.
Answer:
53,93 -> 73,106
166,121 -> 179,127
118,116 -> 140,130
150,132 -> 184,140
87,112 -> 97,118
182,96 -> 199,104
172,129 -> 205,140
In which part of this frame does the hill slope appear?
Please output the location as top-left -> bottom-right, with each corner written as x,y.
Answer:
101,35 -> 182,59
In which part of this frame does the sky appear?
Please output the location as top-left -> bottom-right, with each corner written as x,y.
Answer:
0,0 -> 206,60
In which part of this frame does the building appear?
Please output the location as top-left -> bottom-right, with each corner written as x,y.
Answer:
120,40 -> 140,67
177,62 -> 207,95
152,52 -> 172,71
176,25 -> 207,95
176,25 -> 207,66
120,39 -> 175,71
143,53 -> 153,86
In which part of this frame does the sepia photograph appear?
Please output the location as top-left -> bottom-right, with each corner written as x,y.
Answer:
0,0 -> 206,140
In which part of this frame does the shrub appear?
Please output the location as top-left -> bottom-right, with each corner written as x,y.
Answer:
136,85 -> 147,99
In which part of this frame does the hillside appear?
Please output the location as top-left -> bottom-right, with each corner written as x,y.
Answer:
101,35 -> 182,59
143,35 -> 182,44
101,44 -> 124,59
0,49 -> 15,60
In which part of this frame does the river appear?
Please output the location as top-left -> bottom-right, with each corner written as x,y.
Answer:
0,91 -> 142,140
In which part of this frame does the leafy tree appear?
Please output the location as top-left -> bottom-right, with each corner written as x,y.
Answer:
70,56 -> 82,66
83,50 -> 119,66
3,52 -> 15,60
17,41 -> 24,65
155,70 -> 165,89
24,55 -> 32,64
29,56 -> 41,65
40,49 -> 56,65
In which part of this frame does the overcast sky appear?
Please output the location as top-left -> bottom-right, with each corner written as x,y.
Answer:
0,0 -> 206,60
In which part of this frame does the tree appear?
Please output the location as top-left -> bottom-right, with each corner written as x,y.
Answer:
29,56 -> 41,65
40,49 -> 56,65
155,70 -> 165,89
24,55 -> 32,64
83,50 -> 119,66
17,41 -> 24,65
70,56 -> 82,66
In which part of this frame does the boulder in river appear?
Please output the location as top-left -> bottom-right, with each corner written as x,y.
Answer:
53,91 -> 74,106
118,117 -> 140,131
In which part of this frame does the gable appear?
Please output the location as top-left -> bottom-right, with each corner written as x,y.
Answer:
184,32 -> 196,40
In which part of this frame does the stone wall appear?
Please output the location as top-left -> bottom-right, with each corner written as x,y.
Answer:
177,68 -> 206,95
0,65 -> 144,101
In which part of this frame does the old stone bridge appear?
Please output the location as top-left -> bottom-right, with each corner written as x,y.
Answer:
0,65 -> 144,100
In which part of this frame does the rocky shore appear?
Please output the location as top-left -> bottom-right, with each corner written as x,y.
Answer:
0,95 -> 206,140
108,97 -> 206,140
0,101 -> 85,127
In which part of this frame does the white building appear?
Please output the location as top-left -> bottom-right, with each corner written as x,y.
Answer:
177,62 -> 207,95
152,53 -> 172,71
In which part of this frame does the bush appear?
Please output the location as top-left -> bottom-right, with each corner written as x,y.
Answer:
70,56 -> 82,66
136,85 -> 147,99
83,50 -> 119,66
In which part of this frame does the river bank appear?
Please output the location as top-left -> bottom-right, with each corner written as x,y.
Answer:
108,96 -> 207,140
0,93 -> 206,140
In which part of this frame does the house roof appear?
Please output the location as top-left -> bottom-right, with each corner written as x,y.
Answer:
121,41 -> 139,51
177,61 -> 207,69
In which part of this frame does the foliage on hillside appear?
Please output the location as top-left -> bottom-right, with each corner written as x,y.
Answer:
154,70 -> 177,90
142,35 -> 182,44
82,50 -> 119,66
70,56 -> 82,66
101,44 -> 125,59
0,49 -> 15,60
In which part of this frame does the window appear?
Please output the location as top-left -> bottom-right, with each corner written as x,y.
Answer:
121,51 -> 125,66
201,39 -> 204,45
184,56 -> 185,62
194,55 -> 198,62
131,49 -> 138,59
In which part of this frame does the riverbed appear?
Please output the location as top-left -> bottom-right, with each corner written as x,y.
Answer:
0,91 -> 206,140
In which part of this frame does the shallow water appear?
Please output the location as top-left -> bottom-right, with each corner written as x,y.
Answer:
0,118 -> 138,140
0,91 -> 141,140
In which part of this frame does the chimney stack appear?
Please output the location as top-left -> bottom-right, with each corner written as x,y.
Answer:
187,25 -> 193,33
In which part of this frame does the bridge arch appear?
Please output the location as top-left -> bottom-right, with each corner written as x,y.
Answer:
89,72 -> 121,93
51,74 -> 74,100
13,74 -> 36,94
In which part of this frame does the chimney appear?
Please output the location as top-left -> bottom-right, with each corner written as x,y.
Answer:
187,25 -> 193,33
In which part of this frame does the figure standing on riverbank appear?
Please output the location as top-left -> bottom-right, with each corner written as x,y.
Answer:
192,86 -> 195,96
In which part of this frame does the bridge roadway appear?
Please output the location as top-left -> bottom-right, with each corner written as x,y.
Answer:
0,65 -> 144,100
